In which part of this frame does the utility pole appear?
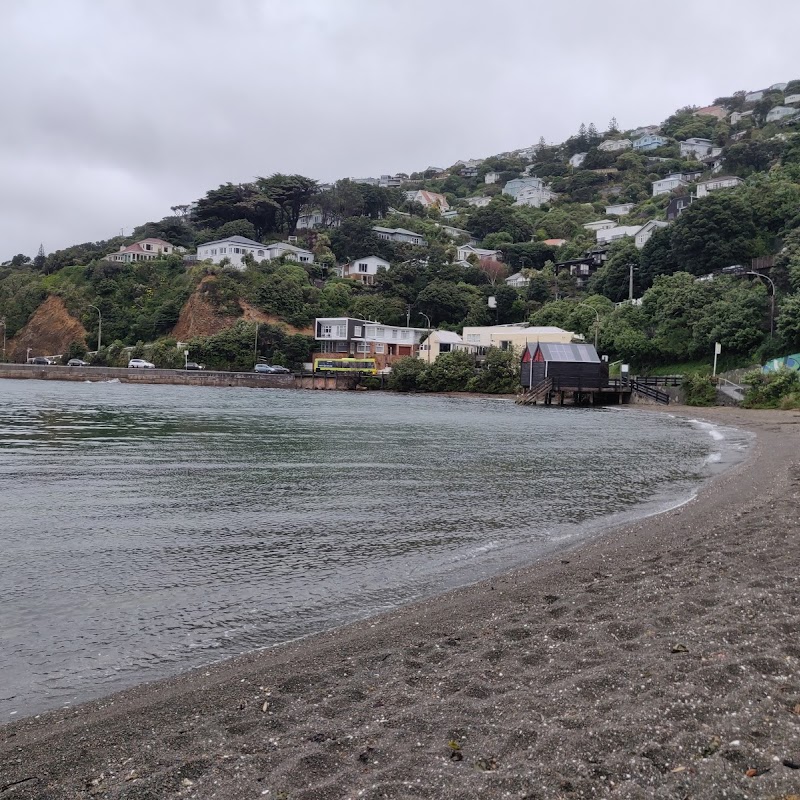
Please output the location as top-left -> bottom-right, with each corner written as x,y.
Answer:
88,305 -> 102,352
254,323 -> 259,362
1,317 -> 5,362
628,263 -> 634,302
745,271 -> 776,338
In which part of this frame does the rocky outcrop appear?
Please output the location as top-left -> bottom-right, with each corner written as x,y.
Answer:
8,296 -> 88,361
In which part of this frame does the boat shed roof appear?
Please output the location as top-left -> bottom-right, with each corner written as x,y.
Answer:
526,342 -> 601,363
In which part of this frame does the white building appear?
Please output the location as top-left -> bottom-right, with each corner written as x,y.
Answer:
464,196 -> 492,208
784,94 -> 800,105
769,82 -> 788,92
652,173 -> 689,196
484,170 -> 501,184
598,138 -> 632,152
457,244 -> 501,262
514,185 -> 558,208
569,152 -> 587,168
341,255 -> 390,285
505,271 -> 530,289
417,331 -> 477,363
461,324 -> 578,354
596,225 -> 642,245
296,209 -> 325,229
745,90 -> 765,103
695,176 -> 743,198
107,238 -> 177,263
634,220 -> 669,249
503,176 -> 543,198
583,219 -> 617,232
372,226 -> 427,246
404,189 -> 450,211
766,106 -> 800,123
679,138 -> 714,159
196,236 -> 314,269
605,202 -> 635,216
730,110 -> 754,125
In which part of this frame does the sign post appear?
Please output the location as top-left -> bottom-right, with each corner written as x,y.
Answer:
184,349 -> 189,369
713,342 -> 721,377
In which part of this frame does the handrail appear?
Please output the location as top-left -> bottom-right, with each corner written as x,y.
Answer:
717,377 -> 745,391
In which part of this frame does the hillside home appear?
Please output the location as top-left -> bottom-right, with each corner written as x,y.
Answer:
313,317 -> 427,371
503,176 -> 543,198
379,174 -> 404,188
457,244 -> 501,262
196,236 -> 314,269
695,176 -> 743,198
679,138 -> 714,159
605,202 -> 635,216
635,220 -> 669,249
372,226 -> 427,246
694,105 -> 728,120
341,255 -> 390,285
598,139 -> 632,152
515,185 -> 558,208
632,134 -> 669,152
543,238 -> 567,247
652,173 -> 689,196
569,152 -> 588,168
404,189 -> 450,211
666,195 -> 692,221
701,152 -> 725,174
484,170 -> 501,184
350,177 -> 380,186
296,209 -> 325,229
440,209 -> 460,219
464,196 -> 492,208
784,94 -> 800,106
583,219 -> 617,232
766,106 -> 800,123
769,82 -> 788,92
631,125 -> 660,138
555,249 -> 607,287
745,90 -> 765,103
438,225 -> 478,245
461,324 -> 578,355
108,238 -> 177,263
505,271 -> 530,289
596,225 -> 641,245
460,166 -> 479,177
417,331 -> 478,364
730,110 -> 754,125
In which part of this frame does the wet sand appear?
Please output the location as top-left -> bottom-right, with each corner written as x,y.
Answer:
2,406 -> 800,799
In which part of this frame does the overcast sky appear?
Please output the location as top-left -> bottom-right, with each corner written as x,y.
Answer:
2,0 -> 799,259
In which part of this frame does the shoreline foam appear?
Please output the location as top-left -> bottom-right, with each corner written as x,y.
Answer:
2,406 -> 800,799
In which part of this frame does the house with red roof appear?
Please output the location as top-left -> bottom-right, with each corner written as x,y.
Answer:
107,238 -> 178,263
403,189 -> 450,212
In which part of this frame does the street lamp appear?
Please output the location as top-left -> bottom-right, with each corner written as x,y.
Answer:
418,312 -> 433,364
1,317 -> 5,362
418,312 -> 431,329
88,304 -> 102,352
578,303 -> 600,350
26,347 -> 32,363
745,271 -> 776,338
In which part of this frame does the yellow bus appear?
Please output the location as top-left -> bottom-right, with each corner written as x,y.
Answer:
313,358 -> 378,375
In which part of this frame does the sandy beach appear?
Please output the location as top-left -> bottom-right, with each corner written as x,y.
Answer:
2,406 -> 800,800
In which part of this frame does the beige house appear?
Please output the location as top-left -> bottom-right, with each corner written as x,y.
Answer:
108,238 -> 177,263
417,331 -> 478,364
461,324 -> 579,355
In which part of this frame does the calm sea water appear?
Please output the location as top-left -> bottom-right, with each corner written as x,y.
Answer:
0,380 -> 748,719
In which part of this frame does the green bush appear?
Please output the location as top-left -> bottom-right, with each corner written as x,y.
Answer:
742,367 -> 800,408
418,350 -> 476,392
682,372 -> 717,406
468,347 -> 520,394
387,357 -> 425,391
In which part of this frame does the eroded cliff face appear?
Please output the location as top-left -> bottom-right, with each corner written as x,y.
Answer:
8,296 -> 87,361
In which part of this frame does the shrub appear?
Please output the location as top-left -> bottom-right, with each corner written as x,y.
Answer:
418,351 -> 476,392
387,357 -> 426,391
742,367 -> 800,408
682,372 -> 717,406
468,347 -> 520,394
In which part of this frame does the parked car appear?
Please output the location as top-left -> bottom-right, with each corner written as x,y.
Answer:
128,358 -> 155,369
254,363 -> 276,373
268,365 -> 291,373
67,358 -> 90,367
185,362 -> 205,370
30,356 -> 56,365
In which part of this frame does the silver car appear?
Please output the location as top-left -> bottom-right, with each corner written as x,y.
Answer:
128,358 -> 155,369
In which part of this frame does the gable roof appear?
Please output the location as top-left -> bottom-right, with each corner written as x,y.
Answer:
431,331 -> 463,344
199,235 -> 267,248
527,342 -> 600,363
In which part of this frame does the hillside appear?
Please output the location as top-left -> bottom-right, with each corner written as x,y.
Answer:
2,80 -> 800,372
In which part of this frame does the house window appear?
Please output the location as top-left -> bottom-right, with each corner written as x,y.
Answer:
401,330 -> 410,340
257,250 -> 264,257
391,329 -> 398,339
440,343 -> 452,353
300,256 -> 309,262
358,263 -> 369,272
356,342 -> 370,353
376,327 -> 385,338
322,325 -> 332,336
375,343 -> 385,354
412,238 -> 419,244
500,340 -> 511,351
354,326 -> 362,337
144,243 -> 152,251
365,326 -> 377,338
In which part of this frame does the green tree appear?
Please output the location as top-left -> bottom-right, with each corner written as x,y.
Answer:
588,238 -> 641,302
468,347 -> 520,393
256,174 -> 319,234
387,356 -> 425,391
416,280 -> 470,325
418,350 -> 475,392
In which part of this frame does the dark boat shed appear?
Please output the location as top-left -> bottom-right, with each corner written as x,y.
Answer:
521,342 -> 608,391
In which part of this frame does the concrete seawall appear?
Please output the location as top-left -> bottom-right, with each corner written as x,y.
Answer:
0,364 -> 358,390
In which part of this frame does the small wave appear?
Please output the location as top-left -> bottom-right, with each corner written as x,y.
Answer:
103,379 -> 121,384
689,419 -> 725,441
703,452 -> 722,465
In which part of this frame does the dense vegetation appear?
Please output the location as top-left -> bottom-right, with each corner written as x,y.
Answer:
4,85 -> 800,376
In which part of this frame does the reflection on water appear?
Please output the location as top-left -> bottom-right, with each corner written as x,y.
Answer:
0,380 -> 739,719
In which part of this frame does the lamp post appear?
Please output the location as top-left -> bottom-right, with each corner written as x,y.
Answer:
254,322 -> 259,362
1,317 -> 5,362
26,346 -> 32,364
418,312 -> 432,364
745,271 -> 776,338
88,304 -> 102,352
578,303 -> 600,350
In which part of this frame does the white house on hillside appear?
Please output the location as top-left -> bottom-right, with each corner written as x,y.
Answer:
730,110 -> 754,125
652,173 -> 689,196
417,331 -> 477,364
196,236 -> 314,269
583,219 -> 617,232
515,185 -> 558,208
372,226 -> 427,246
484,170 -> 501,184
679,138 -> 714,159
635,220 -> 669,249
341,255 -> 390,285
505,271 -> 530,289
457,244 -> 501,262
596,225 -> 642,245
785,94 -> 800,106
464,196 -> 492,208
766,106 -> 800,123
503,177 -> 543,198
598,139 -> 632,152
404,190 -> 450,211
605,202 -> 635,216
569,152 -> 587,168
108,238 -> 178,263
695,176 -> 743,198
745,90 -> 765,103
633,134 -> 669,151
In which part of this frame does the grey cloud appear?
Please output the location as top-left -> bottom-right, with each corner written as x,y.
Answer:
2,0 -> 799,257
